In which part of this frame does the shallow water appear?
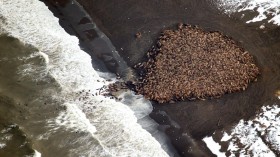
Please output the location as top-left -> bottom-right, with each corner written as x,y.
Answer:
0,35 -> 43,157
0,97 -> 35,157
0,34 -> 77,156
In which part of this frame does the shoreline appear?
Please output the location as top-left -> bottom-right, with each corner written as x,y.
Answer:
42,0 -> 180,156
1,0 -> 173,156
43,0 -> 280,156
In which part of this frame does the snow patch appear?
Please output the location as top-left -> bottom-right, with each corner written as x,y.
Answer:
210,105 -> 280,156
215,0 -> 280,26
203,136 -> 226,157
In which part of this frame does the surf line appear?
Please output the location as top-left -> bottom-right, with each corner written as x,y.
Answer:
44,0 -> 132,79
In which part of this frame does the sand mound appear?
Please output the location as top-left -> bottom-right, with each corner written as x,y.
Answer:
134,24 -> 260,103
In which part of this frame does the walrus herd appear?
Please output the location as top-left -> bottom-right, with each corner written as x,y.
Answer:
133,24 -> 260,103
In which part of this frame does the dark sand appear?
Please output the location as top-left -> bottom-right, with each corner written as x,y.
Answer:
44,0 -> 280,156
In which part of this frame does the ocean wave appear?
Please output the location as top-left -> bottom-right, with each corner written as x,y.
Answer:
0,0 -> 169,156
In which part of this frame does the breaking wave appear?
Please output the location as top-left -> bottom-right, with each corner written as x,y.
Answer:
0,0 -> 169,156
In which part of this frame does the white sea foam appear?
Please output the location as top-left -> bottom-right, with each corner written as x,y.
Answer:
0,127 -> 12,150
215,0 -> 280,26
0,0 -> 169,156
0,143 -> 6,149
55,103 -> 97,135
33,150 -> 42,157
38,52 -> 49,64
118,91 -> 153,120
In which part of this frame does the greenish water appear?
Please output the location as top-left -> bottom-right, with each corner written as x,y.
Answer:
0,34 -> 86,157
0,34 -> 85,157
0,35 -> 38,156
0,118 -> 34,157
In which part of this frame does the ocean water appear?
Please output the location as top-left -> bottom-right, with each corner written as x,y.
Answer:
0,0 -> 170,156
0,35 -> 43,157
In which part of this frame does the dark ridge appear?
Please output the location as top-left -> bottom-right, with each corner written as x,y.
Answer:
78,17 -> 91,25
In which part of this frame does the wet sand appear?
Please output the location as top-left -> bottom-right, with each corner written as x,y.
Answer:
44,0 -> 280,156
